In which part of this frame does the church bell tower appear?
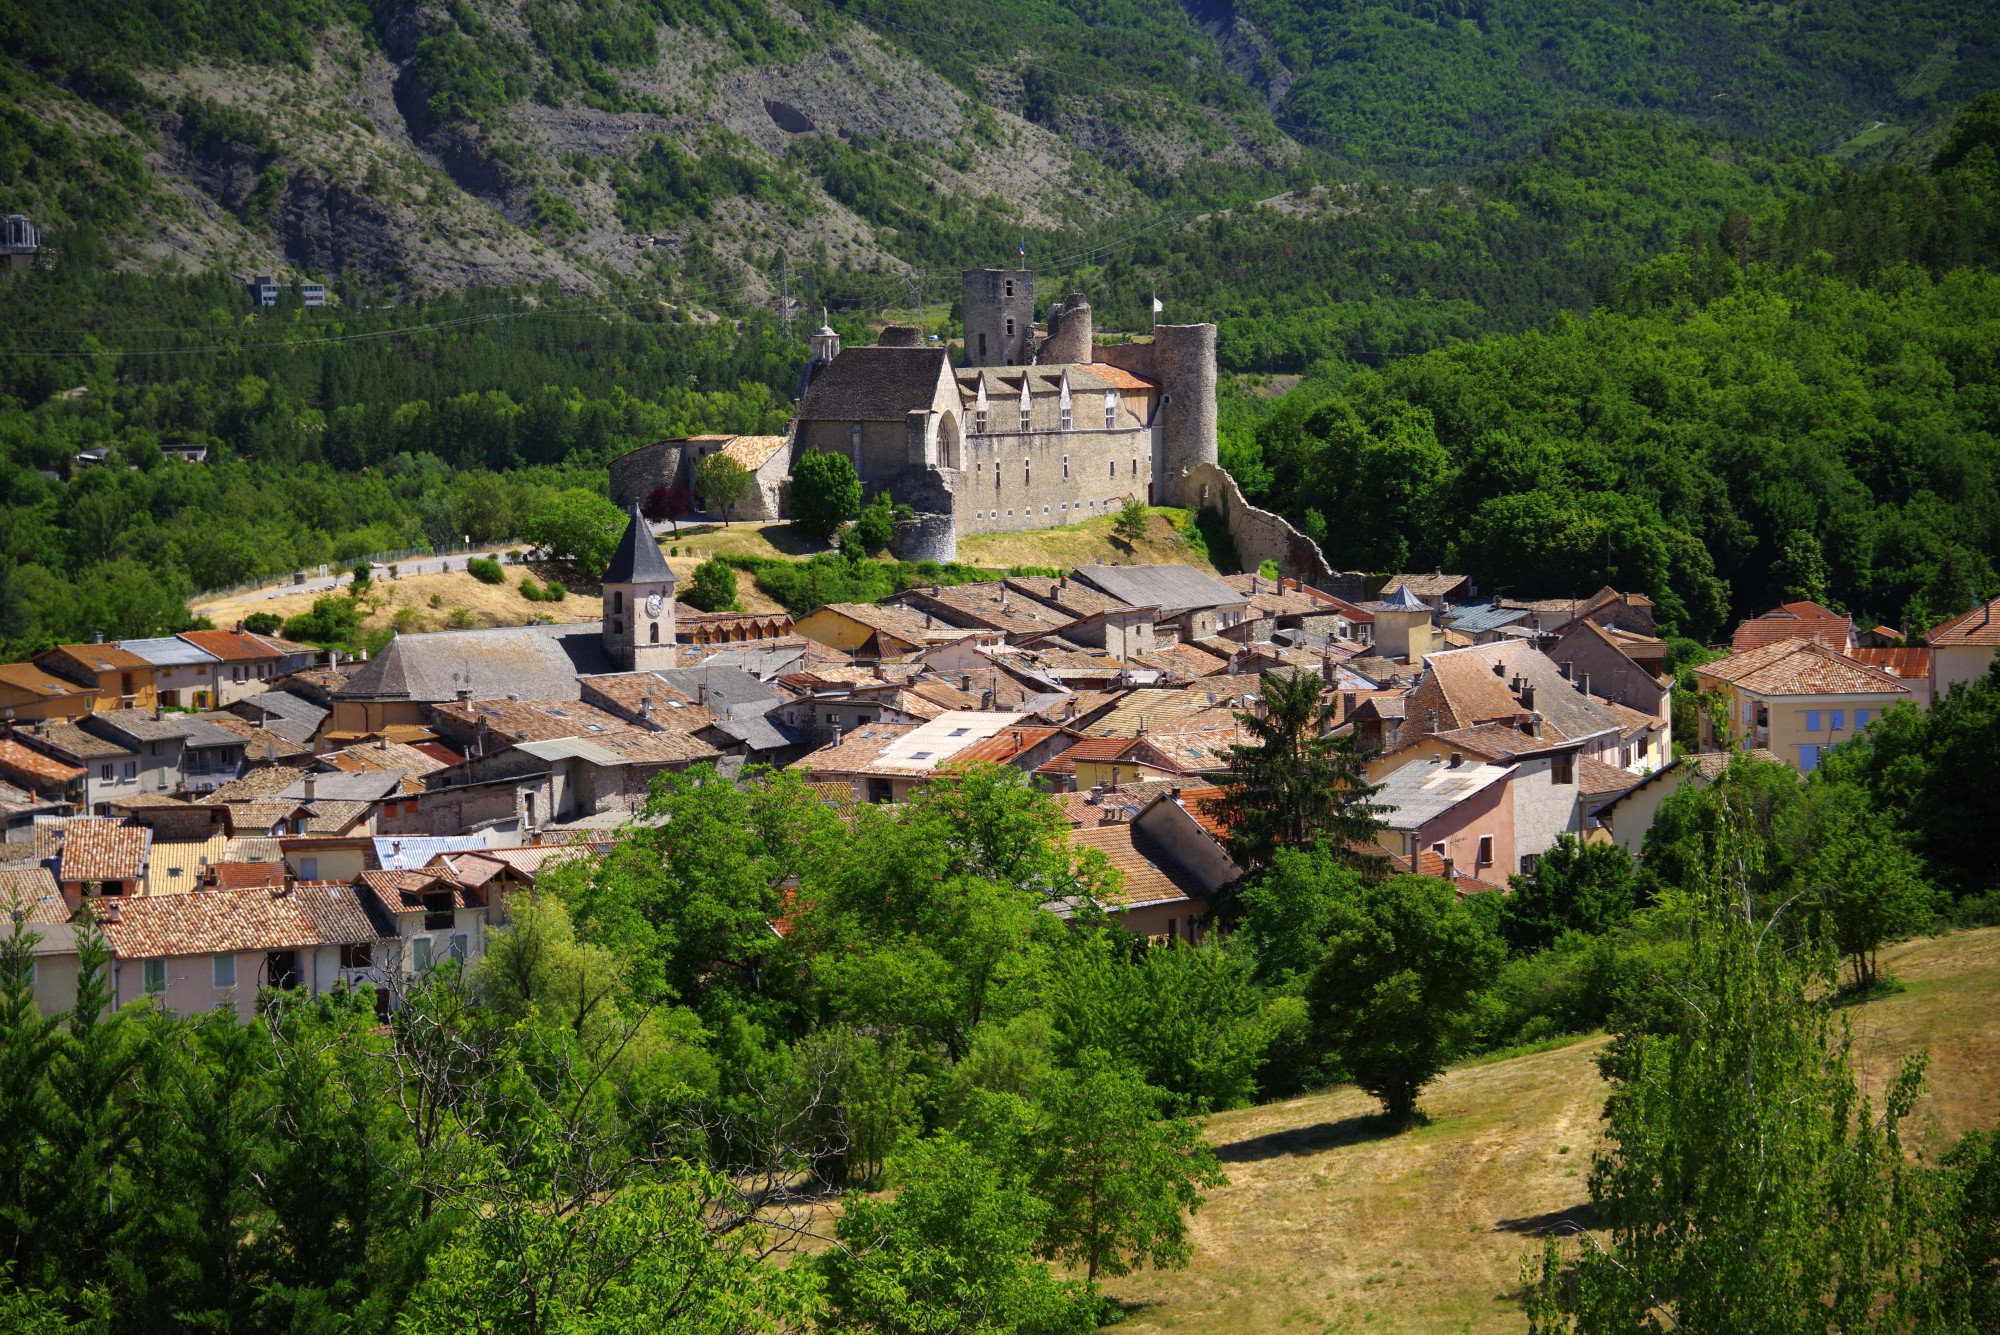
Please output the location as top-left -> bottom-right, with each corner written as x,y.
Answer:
601,505 -> 676,671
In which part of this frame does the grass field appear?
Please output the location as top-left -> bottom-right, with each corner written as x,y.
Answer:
1102,927 -> 2000,1335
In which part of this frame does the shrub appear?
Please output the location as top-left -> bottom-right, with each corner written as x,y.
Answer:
467,557 -> 505,584
683,558 -> 738,613
350,562 -> 372,590
519,576 -> 544,601
242,612 -> 283,636
852,494 -> 896,558
446,608 -> 479,629
541,579 -> 566,602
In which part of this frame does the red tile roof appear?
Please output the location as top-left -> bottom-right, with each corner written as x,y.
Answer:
1069,822 -> 1210,909
55,819 -> 150,882
946,726 -> 1063,767
1698,638 -> 1908,697
1926,596 -> 2000,649
95,883 -> 380,958
176,629 -> 289,662
0,738 -> 85,785
1729,601 -> 1852,653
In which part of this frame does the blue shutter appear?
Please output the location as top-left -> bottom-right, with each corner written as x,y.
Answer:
1805,710 -> 1821,732
1799,744 -> 1820,772
1830,709 -> 1845,730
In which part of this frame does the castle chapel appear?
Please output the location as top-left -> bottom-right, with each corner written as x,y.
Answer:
786,268 -> 1221,558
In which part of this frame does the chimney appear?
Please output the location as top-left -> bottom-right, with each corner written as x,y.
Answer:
1170,786 -> 1183,804
981,687 -> 995,709
302,774 -> 316,802
961,673 -> 972,691
1442,855 -> 1456,882
1579,672 -> 1591,697
1492,661 -> 1505,677
1521,683 -> 1535,710
456,688 -> 471,702
830,722 -> 841,745
1448,751 -> 1463,768
1527,712 -> 1542,737
639,695 -> 652,721
697,683 -> 708,706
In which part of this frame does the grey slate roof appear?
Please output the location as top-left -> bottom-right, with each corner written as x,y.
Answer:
601,505 -> 676,585
118,636 -> 222,667
799,346 -> 951,422
334,624 -> 617,704
707,704 -> 806,754
647,666 -> 784,714
1072,565 -> 1248,619
86,710 -> 194,745
278,770 -> 406,803
176,716 -> 252,750
1380,584 -> 1430,613
686,647 -> 811,680
229,689 -> 329,743
1443,603 -> 1533,636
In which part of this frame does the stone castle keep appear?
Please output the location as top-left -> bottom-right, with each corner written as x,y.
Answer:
613,266 -> 1331,581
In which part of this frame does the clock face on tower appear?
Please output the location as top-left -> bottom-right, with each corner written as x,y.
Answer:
645,592 -> 664,618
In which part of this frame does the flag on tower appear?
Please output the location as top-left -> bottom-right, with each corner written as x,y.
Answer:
1019,240 -> 1027,263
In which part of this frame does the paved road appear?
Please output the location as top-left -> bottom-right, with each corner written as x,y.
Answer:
245,547 -> 523,602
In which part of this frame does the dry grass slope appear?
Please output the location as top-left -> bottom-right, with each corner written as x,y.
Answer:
1105,928 -> 2000,1335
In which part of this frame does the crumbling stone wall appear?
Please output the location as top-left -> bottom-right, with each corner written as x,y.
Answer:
1182,461 -> 1336,590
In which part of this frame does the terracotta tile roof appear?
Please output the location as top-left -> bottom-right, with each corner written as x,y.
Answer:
1135,730 -> 1237,773
209,766 -> 310,801
1729,601 -> 1852,653
431,698 -> 635,746
1036,735 -> 1143,775
0,662 -> 97,702
96,882 -> 383,958
946,726 -> 1062,767
357,867 -> 482,913
580,673 -> 723,730
322,739 -> 454,780
176,629 -> 289,662
1697,638 -> 1908,697
1380,573 -> 1468,600
55,819 -> 150,882
1850,647 -> 1932,680
1422,724 -> 1575,762
45,643 -> 152,674
1076,687 -> 1251,739
803,602 -> 955,647
481,843 -> 609,879
302,800 -> 374,834
1415,644 -> 1624,744
896,584 -> 1076,640
1069,822 -> 1211,909
0,738 -> 85,785
1129,641 -> 1232,678
1576,756 -> 1640,799
1926,596 -> 2000,649
1050,779 -> 1185,827
216,799 -> 307,834
0,867 -> 69,925
718,434 -> 788,470
1004,576 -> 1133,619
1077,362 -> 1159,392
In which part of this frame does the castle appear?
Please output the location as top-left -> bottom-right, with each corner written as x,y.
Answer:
611,266 -> 1331,582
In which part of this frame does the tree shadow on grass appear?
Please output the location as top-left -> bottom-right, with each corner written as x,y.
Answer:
1212,1111 -> 1411,1163
1493,1202 -> 1601,1236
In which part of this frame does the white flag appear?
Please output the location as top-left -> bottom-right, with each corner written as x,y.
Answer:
1152,296 -> 1164,314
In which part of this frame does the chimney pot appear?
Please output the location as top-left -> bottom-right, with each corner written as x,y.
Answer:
1492,661 -> 1505,677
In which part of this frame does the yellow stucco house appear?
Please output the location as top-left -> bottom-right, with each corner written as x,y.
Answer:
1694,637 -> 1910,773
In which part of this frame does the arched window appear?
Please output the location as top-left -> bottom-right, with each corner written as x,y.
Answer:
612,619 -> 623,635
649,622 -> 660,644
613,591 -> 624,613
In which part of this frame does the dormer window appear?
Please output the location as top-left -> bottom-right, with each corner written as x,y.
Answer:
1060,404 -> 1072,431
975,408 -> 987,433
1020,406 -> 1032,433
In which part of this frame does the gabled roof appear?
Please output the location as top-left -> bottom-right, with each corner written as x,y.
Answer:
1067,822 -> 1212,910
0,662 -> 98,702
0,738 -> 85,785
1696,638 -> 1907,697
0,867 -> 68,925
97,883 -> 387,958
1414,643 -> 1625,745
801,602 -> 955,647
1730,601 -> 1852,653
176,629 -> 290,663
602,505 -> 676,585
55,818 -> 151,882
1927,596 -> 2000,649
87,710 -> 194,745
719,434 -> 788,471
1072,565 -> 1247,619
801,345 -> 952,421
42,643 -> 151,675
1381,573 -> 1467,600
334,623 -> 617,704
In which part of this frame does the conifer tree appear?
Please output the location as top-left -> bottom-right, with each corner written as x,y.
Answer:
1213,669 -> 1384,868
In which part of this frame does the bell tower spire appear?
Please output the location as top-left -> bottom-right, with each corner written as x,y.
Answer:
600,504 -> 676,671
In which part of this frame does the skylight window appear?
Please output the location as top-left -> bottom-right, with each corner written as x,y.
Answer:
948,728 -> 970,737
910,751 -> 934,760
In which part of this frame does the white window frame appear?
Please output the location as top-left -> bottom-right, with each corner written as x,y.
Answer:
1105,394 -> 1119,429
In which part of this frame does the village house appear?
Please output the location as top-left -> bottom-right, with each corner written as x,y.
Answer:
1849,646 -> 1934,710
172,629 -> 316,704
1592,748 -> 1788,858
1695,638 -> 1910,772
1371,753 -> 1516,882
1925,594 -> 2000,696
0,738 -> 85,812
112,637 -> 226,709
791,710 -> 1031,804
1067,564 -> 1252,644
1368,585 -> 1441,663
1403,642 -> 1659,772
1061,787 -> 1239,942
87,881 -> 390,1019
1369,722 -> 1584,876
355,866 -> 491,991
